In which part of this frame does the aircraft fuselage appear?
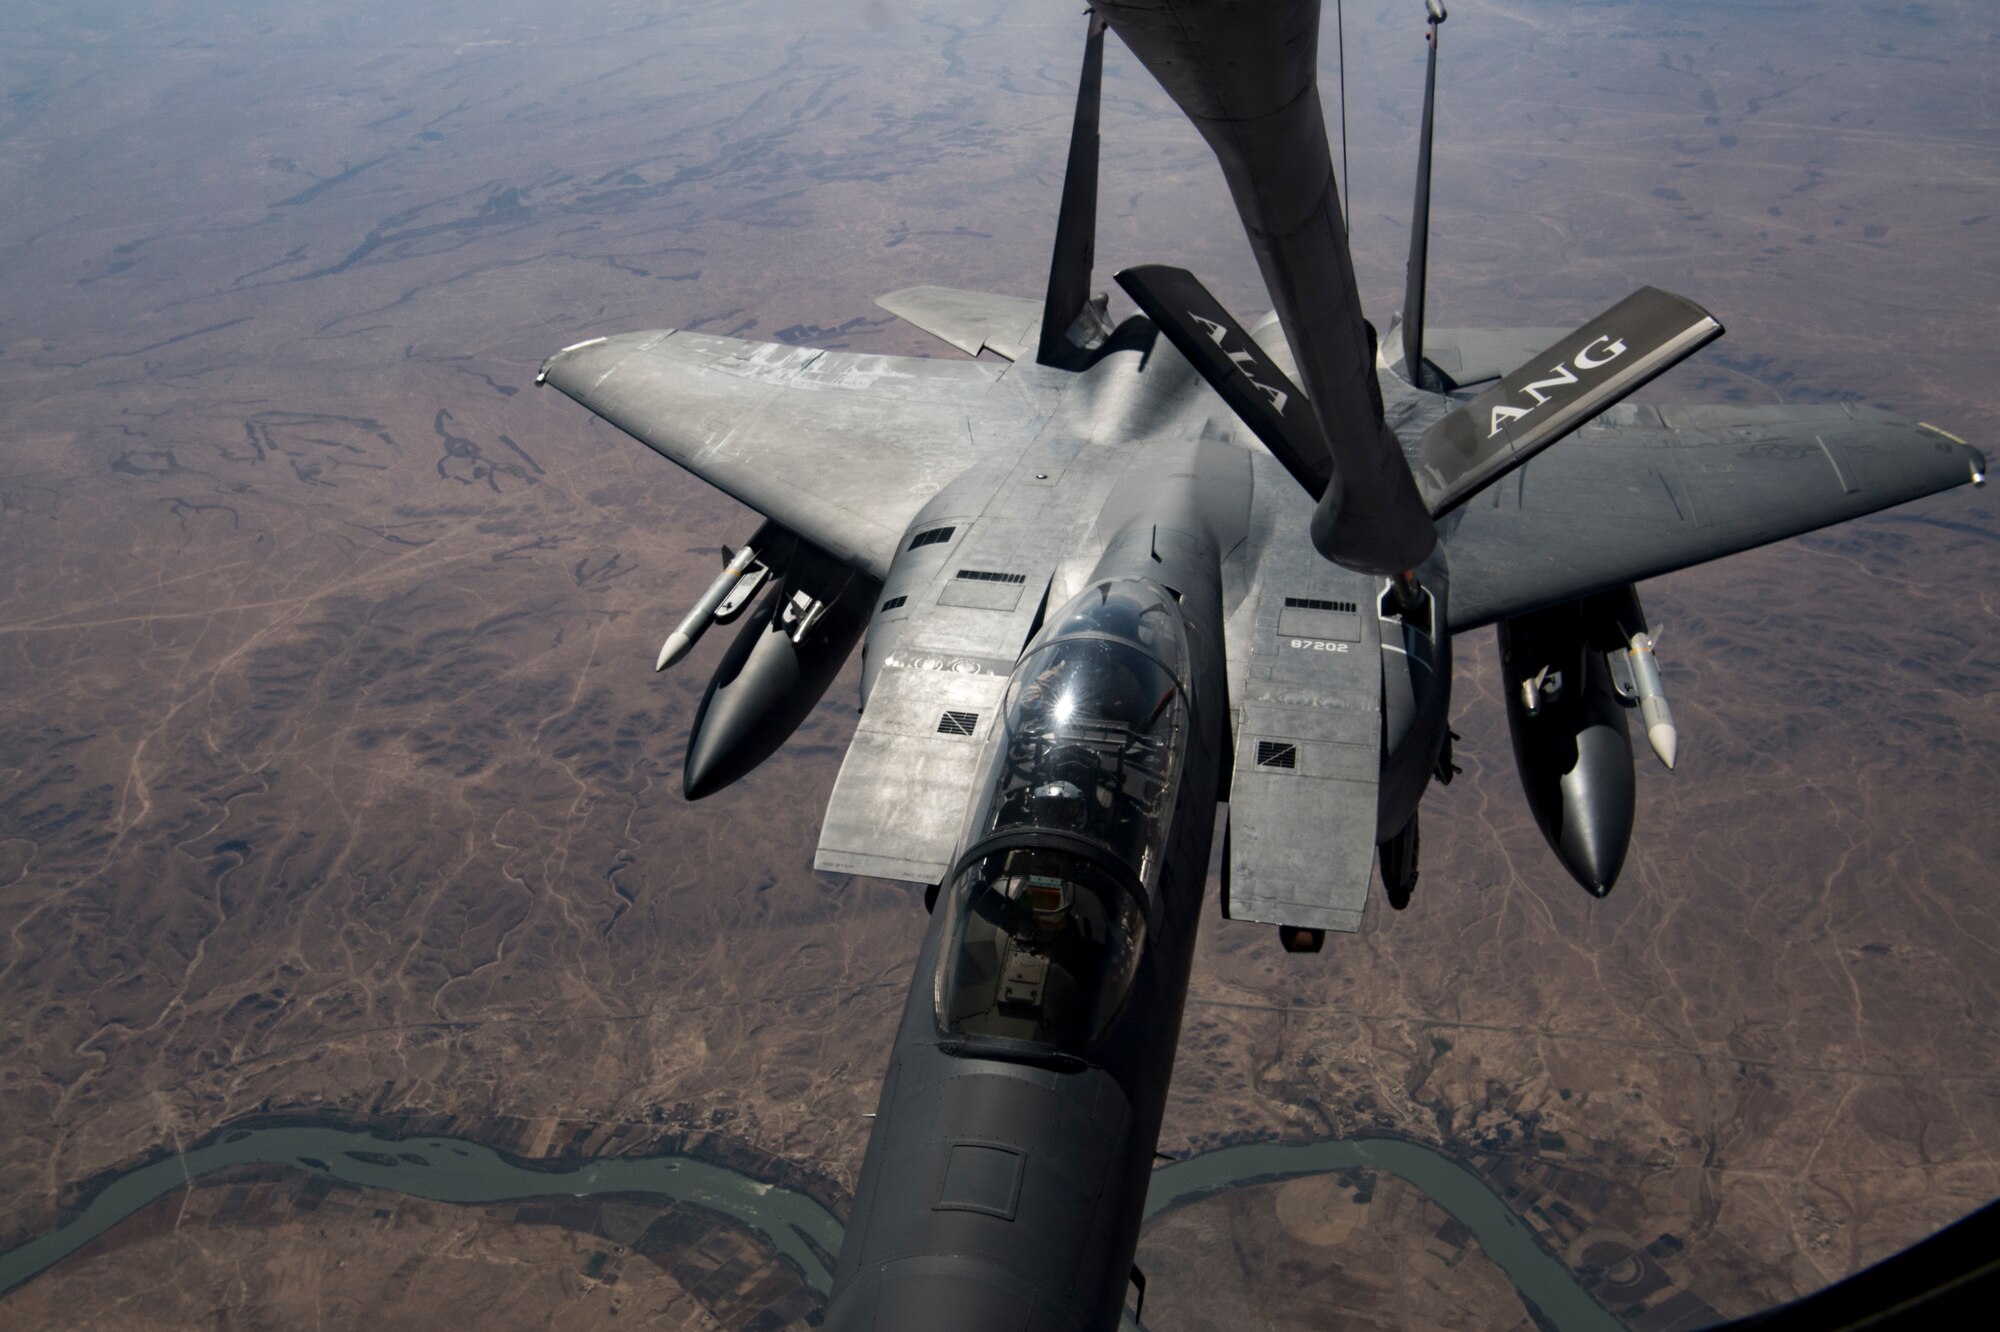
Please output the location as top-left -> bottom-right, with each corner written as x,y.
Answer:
825,470 -> 1230,1332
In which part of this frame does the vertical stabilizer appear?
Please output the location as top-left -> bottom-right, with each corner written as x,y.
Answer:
1402,1 -> 1448,391
1037,14 -> 1108,366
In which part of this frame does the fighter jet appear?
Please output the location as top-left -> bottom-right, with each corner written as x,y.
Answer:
535,3 -> 1984,1328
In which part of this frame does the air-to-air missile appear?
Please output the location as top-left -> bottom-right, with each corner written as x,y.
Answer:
655,525 -> 774,671
1619,629 -> 1679,770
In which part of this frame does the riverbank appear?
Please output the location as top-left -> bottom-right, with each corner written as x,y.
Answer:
0,1118 -> 847,1302
3,1105 -> 853,1259
1,1109 -> 1690,1331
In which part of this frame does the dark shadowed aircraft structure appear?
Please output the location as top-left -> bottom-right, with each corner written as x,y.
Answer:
536,3 -> 1985,1327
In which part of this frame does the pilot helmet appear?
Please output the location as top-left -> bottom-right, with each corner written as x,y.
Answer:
1020,874 -> 1074,932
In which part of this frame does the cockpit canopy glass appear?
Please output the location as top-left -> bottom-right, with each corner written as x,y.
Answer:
933,846 -> 1147,1054
964,580 -> 1189,893
1040,578 -> 1187,679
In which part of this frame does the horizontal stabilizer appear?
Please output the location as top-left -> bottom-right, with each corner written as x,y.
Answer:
1115,264 -> 1330,497
1417,287 -> 1723,516
875,286 -> 1043,362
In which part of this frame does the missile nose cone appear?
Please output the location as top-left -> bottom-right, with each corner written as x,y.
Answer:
656,630 -> 694,672
1648,721 -> 1678,770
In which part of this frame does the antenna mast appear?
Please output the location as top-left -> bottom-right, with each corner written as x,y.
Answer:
1402,0 -> 1448,391
1336,0 -> 1350,229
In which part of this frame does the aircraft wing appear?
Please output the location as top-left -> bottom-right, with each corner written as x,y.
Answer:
1444,403 -> 1984,631
538,330 -> 1045,577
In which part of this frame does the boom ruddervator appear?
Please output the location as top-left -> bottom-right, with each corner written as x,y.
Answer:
934,579 -> 1190,1059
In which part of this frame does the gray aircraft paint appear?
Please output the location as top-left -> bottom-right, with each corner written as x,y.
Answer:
535,2 -> 1984,1328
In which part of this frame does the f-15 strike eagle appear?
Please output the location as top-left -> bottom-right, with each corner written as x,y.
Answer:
537,2 -> 1984,1327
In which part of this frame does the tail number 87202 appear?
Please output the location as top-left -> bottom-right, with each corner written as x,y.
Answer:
1289,638 -> 1350,653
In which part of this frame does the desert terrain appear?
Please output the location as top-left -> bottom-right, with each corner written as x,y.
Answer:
0,0 -> 1993,1326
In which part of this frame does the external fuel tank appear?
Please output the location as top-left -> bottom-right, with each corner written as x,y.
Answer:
1497,598 -> 1636,896
683,540 -> 876,799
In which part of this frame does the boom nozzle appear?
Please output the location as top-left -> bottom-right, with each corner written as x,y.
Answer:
1095,0 -> 1438,575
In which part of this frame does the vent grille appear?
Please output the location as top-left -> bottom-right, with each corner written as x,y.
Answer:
879,595 -> 907,612
955,569 -> 1026,585
909,526 -> 954,550
1285,596 -> 1357,613
938,710 -> 980,737
1255,741 -> 1298,769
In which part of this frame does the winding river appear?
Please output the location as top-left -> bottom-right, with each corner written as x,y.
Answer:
0,1123 -> 1619,1331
